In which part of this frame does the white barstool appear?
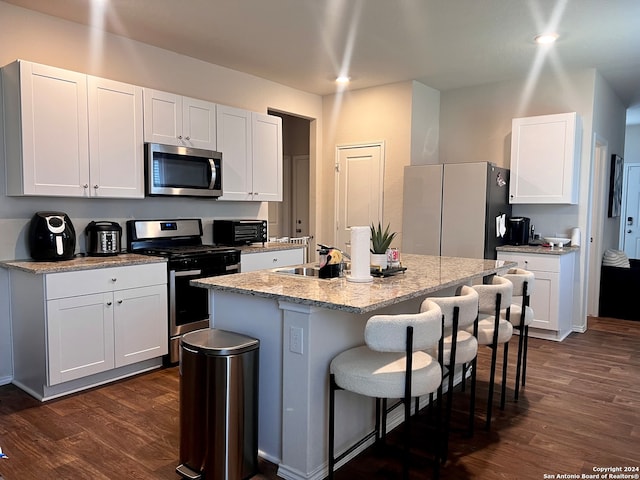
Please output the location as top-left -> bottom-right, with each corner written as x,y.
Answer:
328,302 -> 443,480
470,276 -> 513,430
501,268 -> 535,400
423,285 -> 479,456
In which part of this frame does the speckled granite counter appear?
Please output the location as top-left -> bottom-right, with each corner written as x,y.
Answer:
193,253 -> 515,314
496,245 -> 579,255
0,253 -> 166,274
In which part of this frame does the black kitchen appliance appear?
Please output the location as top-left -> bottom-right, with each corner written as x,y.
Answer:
213,219 -> 267,246
28,211 -> 76,261
85,221 -> 122,256
507,216 -> 531,245
127,219 -> 241,365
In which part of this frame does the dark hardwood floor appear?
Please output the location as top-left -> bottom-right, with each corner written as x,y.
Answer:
0,316 -> 638,480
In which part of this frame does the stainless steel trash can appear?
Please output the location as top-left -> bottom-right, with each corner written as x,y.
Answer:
177,328 -> 259,480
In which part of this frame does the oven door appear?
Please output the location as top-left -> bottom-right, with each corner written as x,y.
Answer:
169,269 -> 211,337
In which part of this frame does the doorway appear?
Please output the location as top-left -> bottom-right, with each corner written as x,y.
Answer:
267,112 -> 311,240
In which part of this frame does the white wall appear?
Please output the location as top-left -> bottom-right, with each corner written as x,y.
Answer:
410,81 -> 441,165
322,81 -> 414,248
624,125 -> 640,162
0,2 -> 323,384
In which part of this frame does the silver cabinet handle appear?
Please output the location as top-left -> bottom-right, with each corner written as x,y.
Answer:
83,184 -> 89,188
94,185 -> 99,189
177,135 -> 183,140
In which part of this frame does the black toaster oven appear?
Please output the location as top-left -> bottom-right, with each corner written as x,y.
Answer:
213,220 -> 268,246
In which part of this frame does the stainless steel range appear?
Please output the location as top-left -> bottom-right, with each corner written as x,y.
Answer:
126,219 -> 241,365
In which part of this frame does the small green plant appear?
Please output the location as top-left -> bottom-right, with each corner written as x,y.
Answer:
370,222 -> 396,254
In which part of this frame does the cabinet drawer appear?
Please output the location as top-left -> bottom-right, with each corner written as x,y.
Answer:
241,248 -> 304,272
46,263 -> 167,299
497,252 -> 561,273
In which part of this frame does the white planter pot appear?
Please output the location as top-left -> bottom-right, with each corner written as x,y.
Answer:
370,253 -> 388,269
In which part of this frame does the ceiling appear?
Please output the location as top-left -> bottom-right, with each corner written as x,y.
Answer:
5,0 -> 640,123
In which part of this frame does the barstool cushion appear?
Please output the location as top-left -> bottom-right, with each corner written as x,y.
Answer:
426,285 -> 479,331
503,268 -> 535,296
474,276 -> 513,315
502,304 -> 534,326
428,330 -> 478,365
468,312 -> 513,345
330,347 -> 442,398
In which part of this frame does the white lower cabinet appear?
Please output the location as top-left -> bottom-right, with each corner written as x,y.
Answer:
497,250 -> 575,341
241,248 -> 304,272
9,262 -> 168,400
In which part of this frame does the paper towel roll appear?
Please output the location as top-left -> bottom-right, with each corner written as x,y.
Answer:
571,227 -> 580,246
347,226 -> 373,283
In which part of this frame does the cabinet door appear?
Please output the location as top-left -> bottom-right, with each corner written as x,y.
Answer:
47,292 -> 115,385
182,96 -> 217,150
527,270 -> 558,330
509,112 -> 580,204
88,76 -> 144,198
113,285 -> 168,367
252,113 -> 283,202
5,61 -> 90,196
241,248 -> 304,272
217,105 -> 253,200
143,88 -> 182,145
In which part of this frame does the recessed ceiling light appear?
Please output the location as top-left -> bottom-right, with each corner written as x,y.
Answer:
335,76 -> 350,84
534,33 -> 559,45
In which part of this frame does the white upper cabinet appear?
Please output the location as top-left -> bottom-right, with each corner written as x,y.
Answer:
88,76 -> 144,198
2,60 -> 144,198
216,107 -> 282,201
3,61 -> 90,196
143,88 -> 216,150
252,112 -> 283,202
216,105 -> 252,200
509,112 -> 581,204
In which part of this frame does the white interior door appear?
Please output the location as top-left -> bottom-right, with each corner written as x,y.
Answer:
335,143 -> 384,252
622,163 -> 640,258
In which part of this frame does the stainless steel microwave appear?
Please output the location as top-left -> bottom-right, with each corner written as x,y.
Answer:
145,143 -> 222,198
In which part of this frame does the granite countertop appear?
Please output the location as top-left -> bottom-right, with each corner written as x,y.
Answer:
192,253 -> 517,314
238,242 -> 308,254
496,245 -> 580,255
0,253 -> 167,274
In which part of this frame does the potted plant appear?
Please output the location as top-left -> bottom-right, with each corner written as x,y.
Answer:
370,222 -> 396,269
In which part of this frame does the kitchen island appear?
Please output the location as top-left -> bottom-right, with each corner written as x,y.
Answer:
192,254 -> 515,480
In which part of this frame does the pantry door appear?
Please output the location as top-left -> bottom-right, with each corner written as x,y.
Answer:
335,143 -> 384,253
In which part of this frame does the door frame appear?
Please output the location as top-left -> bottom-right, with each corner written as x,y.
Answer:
587,134 -> 608,317
334,142 -> 385,247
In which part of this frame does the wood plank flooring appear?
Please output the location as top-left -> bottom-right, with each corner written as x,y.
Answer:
0,316 -> 638,479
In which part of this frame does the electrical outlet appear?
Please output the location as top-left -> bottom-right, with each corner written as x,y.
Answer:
290,326 -> 303,354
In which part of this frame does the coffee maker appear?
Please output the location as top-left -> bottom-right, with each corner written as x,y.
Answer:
28,211 -> 76,260
507,217 -> 531,245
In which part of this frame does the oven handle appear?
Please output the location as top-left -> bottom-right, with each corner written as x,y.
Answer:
174,269 -> 202,277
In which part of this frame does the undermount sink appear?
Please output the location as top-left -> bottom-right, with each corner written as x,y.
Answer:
272,266 -> 321,277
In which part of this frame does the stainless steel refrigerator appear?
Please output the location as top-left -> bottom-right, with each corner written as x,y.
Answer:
402,162 -> 512,259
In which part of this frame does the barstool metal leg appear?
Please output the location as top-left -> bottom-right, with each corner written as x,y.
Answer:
328,374 -> 337,480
